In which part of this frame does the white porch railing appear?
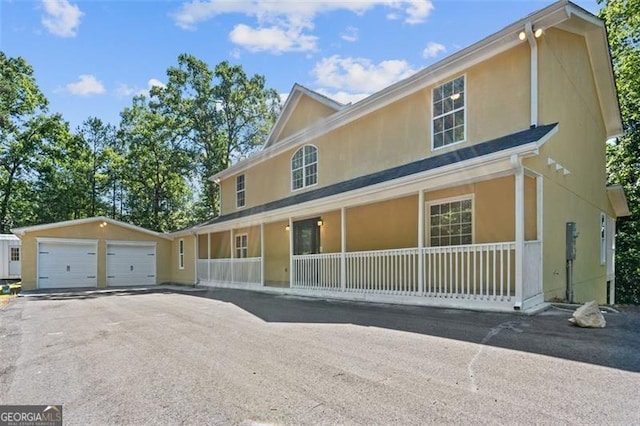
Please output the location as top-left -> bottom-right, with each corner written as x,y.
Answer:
291,242 -> 517,301
345,248 -> 419,294
424,242 -> 515,301
197,258 -> 261,285
292,253 -> 342,290
201,241 -> 542,310
523,241 -> 543,301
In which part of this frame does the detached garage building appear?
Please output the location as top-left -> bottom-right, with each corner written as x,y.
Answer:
12,217 -> 192,291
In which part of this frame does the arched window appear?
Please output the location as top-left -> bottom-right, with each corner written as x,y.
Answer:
291,145 -> 318,190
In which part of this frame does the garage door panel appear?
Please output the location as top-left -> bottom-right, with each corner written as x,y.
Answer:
107,243 -> 156,286
38,241 -> 98,289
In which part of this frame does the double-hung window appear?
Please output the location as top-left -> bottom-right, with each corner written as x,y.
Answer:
236,174 -> 245,208
10,247 -> 20,262
433,76 -> 465,149
235,234 -> 248,258
292,145 -> 318,190
429,197 -> 473,247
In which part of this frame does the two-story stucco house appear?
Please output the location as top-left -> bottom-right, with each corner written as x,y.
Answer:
171,0 -> 628,312
13,1 -> 629,313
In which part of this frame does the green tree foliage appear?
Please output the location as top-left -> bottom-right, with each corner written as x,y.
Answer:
156,54 -> 280,219
0,52 -> 66,232
599,0 -> 640,303
1,51 -> 279,233
119,95 -> 194,232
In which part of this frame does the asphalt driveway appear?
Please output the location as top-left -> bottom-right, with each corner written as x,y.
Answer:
1,288 -> 639,425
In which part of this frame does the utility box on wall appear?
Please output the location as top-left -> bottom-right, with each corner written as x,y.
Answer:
566,222 -> 578,261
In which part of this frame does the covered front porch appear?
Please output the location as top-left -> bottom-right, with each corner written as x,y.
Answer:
195,166 -> 545,312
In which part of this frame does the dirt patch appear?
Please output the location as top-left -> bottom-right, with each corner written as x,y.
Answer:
0,295 -> 15,307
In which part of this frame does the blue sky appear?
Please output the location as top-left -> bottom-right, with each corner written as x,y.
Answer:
1,0 -> 600,130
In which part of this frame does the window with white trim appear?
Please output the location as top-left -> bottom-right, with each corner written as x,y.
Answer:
235,234 -> 248,258
178,239 -> 185,269
433,76 -> 465,149
291,145 -> 317,190
10,247 -> 20,262
429,198 -> 473,246
236,174 -> 245,208
600,212 -> 606,265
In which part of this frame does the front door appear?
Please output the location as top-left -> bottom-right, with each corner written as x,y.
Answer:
293,218 -> 321,255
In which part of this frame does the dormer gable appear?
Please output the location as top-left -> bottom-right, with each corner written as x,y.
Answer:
263,84 -> 344,149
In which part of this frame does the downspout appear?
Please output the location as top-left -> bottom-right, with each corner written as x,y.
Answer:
511,154 -> 524,310
192,229 -> 198,287
524,22 -> 539,128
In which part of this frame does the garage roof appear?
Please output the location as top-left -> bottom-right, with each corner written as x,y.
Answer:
11,216 -> 173,240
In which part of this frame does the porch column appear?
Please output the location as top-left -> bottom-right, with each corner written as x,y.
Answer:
418,190 -> 424,295
260,223 -> 265,286
288,218 -> 293,287
341,207 -> 346,291
515,166 -> 525,308
230,229 -> 234,283
207,232 -> 211,282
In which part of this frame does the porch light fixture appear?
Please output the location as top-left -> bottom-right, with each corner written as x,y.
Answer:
285,225 -> 290,231
317,219 -> 323,227
99,221 -> 107,228
518,31 -> 526,41
534,28 -> 543,38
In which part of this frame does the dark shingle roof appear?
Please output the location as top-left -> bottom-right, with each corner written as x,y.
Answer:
200,123 -> 557,227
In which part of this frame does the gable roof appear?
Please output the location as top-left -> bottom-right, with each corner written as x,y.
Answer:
198,124 -> 557,227
211,0 -> 621,183
11,216 -> 173,240
261,84 -> 344,150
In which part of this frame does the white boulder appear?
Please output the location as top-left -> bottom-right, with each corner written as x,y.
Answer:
568,300 -> 606,328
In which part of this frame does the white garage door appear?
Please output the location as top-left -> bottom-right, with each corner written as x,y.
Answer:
106,242 -> 156,286
38,240 -> 98,289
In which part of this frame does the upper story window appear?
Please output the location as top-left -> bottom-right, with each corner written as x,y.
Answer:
428,197 -> 473,247
292,145 -> 318,191
433,76 -> 465,150
236,174 -> 245,208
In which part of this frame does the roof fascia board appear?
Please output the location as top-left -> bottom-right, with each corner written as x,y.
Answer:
12,216 -> 172,240
606,185 -> 631,217
213,2 -> 572,182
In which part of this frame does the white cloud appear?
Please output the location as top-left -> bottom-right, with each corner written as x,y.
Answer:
172,1 -> 433,54
422,41 -> 446,58
315,89 -> 369,105
229,24 -> 317,54
65,74 -> 105,96
115,79 -> 164,99
41,0 -> 83,37
116,84 -> 136,98
312,55 -> 416,93
340,26 -> 358,43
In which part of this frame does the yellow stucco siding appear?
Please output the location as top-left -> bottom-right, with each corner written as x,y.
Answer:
171,235 -> 196,285
527,28 -> 611,216
277,95 -> 339,142
522,28 -> 613,303
219,45 -> 531,215
19,222 -> 172,291
318,210 -> 342,253
347,196 -> 419,252
542,178 -> 608,303
263,221 -> 289,285
423,176 -> 537,244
